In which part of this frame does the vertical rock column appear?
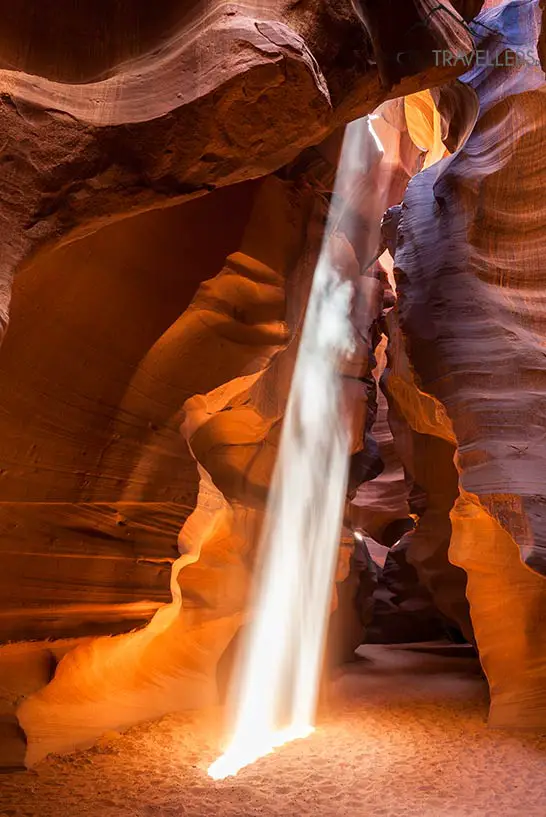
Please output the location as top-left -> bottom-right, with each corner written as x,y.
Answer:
451,493 -> 546,726
382,309 -> 474,641
394,0 -> 546,727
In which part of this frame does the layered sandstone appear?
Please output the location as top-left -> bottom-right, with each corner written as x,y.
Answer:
17,84 -> 415,757
0,0 -> 496,766
349,89 -> 474,644
0,0 -> 480,645
0,183 -> 258,642
394,0 -> 546,726
0,0 -> 477,341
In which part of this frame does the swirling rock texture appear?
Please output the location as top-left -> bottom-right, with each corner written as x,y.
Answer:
302,97 -> 470,654
16,109 -> 401,761
394,0 -> 546,726
348,93 -> 474,645
0,0 -> 493,765
381,308 -> 475,643
0,0 -> 478,335
14,173 -> 325,763
0,0 -> 479,638
0,182 -> 260,643
349,337 -> 411,544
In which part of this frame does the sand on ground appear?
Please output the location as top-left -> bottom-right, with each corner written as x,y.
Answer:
2,643 -> 546,817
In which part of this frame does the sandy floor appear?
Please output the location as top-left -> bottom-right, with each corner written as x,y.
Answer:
2,644 -> 546,817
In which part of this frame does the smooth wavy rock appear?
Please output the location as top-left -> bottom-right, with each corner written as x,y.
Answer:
394,0 -> 546,725
15,111 -> 394,761
1,0 -> 485,761
0,0 -> 482,652
0,0 -> 480,339
349,336 -> 411,542
357,89 -> 474,641
16,173 -> 316,763
381,308 -> 474,641
0,180 -> 260,643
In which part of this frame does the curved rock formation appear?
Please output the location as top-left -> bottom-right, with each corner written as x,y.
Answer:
0,0 -> 494,766
0,0 -> 477,341
349,336 -> 411,543
394,0 -> 546,725
346,89 -> 474,643
15,172 -> 318,763
382,308 -> 474,642
16,103 -> 397,757
0,0 -> 482,645
0,182 -> 258,642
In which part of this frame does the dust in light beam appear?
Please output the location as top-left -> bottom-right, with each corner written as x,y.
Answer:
209,114 -> 390,780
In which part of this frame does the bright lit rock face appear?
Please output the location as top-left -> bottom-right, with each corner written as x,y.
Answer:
393,0 -> 546,726
15,174 -> 325,764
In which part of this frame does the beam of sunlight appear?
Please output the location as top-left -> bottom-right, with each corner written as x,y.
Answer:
209,115 -> 391,780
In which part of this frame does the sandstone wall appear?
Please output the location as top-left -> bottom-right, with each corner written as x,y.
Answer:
395,0 -> 546,726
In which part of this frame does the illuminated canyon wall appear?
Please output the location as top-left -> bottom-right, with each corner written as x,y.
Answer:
393,0 -> 546,726
2,0 -> 546,767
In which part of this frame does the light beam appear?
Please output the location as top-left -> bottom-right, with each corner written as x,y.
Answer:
209,115 -> 390,780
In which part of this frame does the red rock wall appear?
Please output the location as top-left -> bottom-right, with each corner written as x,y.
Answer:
0,0 -> 487,763
14,173 -> 324,763
0,0 -> 478,346
0,182 -> 258,641
394,0 -> 546,726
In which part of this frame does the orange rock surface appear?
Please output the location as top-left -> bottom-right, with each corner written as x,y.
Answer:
9,0 -> 546,771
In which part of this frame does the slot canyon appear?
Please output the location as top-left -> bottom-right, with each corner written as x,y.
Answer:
1,0 -> 546,814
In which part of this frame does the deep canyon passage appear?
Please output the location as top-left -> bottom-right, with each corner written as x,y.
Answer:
1,1 -> 546,815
